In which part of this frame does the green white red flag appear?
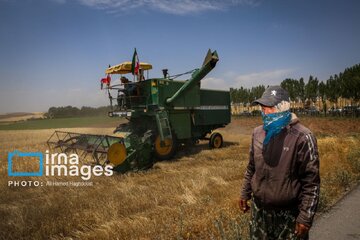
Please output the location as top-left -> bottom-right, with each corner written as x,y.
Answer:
131,48 -> 140,75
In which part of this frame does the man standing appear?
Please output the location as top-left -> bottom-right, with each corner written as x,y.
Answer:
239,86 -> 320,239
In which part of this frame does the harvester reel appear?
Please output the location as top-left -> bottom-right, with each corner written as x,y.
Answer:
47,131 -> 125,167
209,132 -> 223,149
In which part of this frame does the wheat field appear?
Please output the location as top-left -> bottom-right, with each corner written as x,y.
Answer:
0,112 -> 45,123
1,117 -> 360,240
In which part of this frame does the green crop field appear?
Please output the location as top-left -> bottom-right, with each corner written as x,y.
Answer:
0,116 -> 124,130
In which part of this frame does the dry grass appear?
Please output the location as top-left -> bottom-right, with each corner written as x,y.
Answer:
0,112 -> 45,122
1,117 -> 360,240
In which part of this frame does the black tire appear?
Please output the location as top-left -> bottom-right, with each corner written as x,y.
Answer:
209,132 -> 223,149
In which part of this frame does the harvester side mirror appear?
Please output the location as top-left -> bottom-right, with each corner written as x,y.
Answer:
162,69 -> 168,79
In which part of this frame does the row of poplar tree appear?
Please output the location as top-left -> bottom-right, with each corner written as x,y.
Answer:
230,63 -> 360,107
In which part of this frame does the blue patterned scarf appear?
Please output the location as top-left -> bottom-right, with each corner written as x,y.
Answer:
262,111 -> 291,145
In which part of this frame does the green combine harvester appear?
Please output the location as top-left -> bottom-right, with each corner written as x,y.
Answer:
48,50 -> 231,173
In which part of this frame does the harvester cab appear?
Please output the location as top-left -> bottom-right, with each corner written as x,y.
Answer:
48,50 -> 231,173
101,61 -> 153,117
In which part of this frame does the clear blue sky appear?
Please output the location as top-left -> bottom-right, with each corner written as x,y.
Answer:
0,0 -> 359,113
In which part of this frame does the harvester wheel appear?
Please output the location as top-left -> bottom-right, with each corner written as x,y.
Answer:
107,142 -> 127,166
209,132 -> 223,149
154,135 -> 177,160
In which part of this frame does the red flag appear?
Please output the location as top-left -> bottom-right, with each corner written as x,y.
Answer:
100,74 -> 111,89
131,48 -> 140,75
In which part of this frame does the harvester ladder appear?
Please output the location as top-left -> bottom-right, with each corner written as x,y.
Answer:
155,110 -> 172,144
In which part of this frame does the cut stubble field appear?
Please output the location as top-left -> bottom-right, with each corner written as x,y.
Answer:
1,117 -> 360,239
